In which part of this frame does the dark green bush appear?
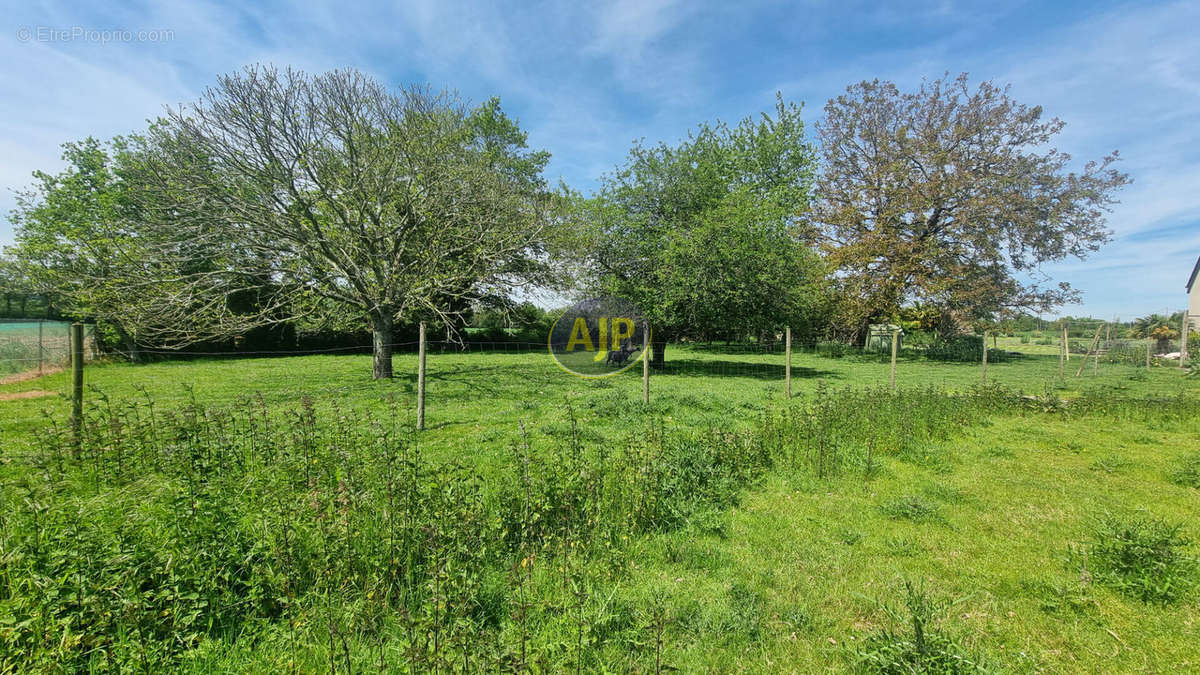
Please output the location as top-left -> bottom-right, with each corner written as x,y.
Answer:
925,335 -> 1011,363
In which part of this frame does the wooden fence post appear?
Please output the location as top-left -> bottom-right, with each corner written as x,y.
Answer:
1064,322 -> 1070,362
1181,312 -> 1189,369
1058,322 -> 1065,378
70,323 -> 84,450
889,328 -> 898,392
1075,325 -> 1103,377
642,322 -> 650,404
981,330 -> 988,385
417,321 -> 427,430
1146,336 -> 1152,369
785,326 -> 792,399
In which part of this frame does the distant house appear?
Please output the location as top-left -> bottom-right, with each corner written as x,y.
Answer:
1189,255 -> 1200,333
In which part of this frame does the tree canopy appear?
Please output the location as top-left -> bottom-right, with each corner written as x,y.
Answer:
585,97 -> 824,365
134,65 -> 557,378
814,73 -> 1130,340
6,136 -> 248,357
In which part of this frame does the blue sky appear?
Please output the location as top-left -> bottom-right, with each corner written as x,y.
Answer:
2,0 -> 1197,319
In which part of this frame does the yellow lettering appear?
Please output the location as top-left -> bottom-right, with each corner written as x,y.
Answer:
611,317 -> 635,350
565,318 -> 594,352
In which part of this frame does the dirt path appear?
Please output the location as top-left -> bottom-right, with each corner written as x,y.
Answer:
0,390 -> 55,401
0,366 -> 64,386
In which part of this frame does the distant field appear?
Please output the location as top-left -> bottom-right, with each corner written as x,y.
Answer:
1,344 -> 1198,671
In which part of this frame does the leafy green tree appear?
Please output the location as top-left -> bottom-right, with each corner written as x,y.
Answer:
815,74 -> 1131,341
0,255 -> 33,317
585,98 -> 823,365
6,137 -> 244,358
137,65 -> 558,378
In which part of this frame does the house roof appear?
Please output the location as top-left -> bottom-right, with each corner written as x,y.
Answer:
1189,255 -> 1200,292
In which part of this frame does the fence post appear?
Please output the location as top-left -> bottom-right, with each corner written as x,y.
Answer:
1146,336 -> 1152,369
37,320 -> 44,375
417,321 -> 427,430
1076,325 -> 1103,377
889,328 -> 898,392
1181,312 -> 1189,369
1064,322 -> 1069,362
785,326 -> 792,399
70,323 -> 84,451
1058,322 -> 1065,378
981,330 -> 988,385
642,322 -> 650,404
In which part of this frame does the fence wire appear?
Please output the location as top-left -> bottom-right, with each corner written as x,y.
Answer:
0,320 -> 98,378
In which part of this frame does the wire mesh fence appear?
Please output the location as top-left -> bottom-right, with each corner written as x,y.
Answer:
0,320 -> 97,379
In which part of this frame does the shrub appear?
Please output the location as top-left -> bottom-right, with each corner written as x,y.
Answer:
816,341 -> 849,358
925,335 -> 1011,363
1082,513 -> 1197,603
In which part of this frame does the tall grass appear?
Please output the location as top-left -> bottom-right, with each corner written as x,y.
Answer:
1,384 -> 1198,669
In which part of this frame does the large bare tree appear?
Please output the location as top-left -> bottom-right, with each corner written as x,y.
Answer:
814,73 -> 1130,340
138,65 -> 554,378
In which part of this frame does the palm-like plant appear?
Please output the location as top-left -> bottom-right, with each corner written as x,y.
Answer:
1131,314 -> 1173,340
1148,324 -> 1178,353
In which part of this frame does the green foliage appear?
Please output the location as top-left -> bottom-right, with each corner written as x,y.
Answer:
1079,513 -> 1197,604
879,495 -> 942,523
586,96 -> 824,353
856,581 -> 989,673
0,379 -> 1037,670
1170,452 -> 1200,489
816,73 -> 1129,330
925,335 -> 1011,363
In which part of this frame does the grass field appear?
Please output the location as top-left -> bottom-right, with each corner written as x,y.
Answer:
1,345 -> 1198,671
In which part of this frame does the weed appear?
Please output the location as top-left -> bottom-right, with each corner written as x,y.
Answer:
1089,454 -> 1133,474
879,495 -> 942,523
856,580 -> 989,673
1078,512 -> 1198,603
1170,452 -> 1200,489
884,536 -> 928,558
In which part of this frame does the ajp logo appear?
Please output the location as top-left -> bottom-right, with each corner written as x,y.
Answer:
547,297 -> 648,377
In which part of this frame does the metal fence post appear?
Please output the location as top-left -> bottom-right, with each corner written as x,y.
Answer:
37,320 -> 44,374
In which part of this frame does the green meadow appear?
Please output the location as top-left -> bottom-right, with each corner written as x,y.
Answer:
1,345 -> 1198,672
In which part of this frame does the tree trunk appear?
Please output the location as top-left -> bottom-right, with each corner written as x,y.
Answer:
113,323 -> 142,363
371,311 -> 394,379
651,333 -> 667,369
